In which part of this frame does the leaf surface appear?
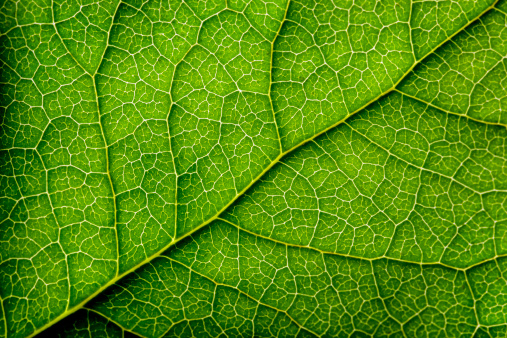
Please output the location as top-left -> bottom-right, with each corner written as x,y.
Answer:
1,0 -> 507,337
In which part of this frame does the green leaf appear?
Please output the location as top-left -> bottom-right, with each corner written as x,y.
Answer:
1,0 -> 506,337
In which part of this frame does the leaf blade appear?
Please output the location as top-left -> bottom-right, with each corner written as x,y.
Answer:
1,0 -> 506,337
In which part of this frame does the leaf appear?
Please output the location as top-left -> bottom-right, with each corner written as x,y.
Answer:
0,0 -> 506,337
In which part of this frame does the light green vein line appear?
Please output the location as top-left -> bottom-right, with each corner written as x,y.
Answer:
84,308 -> 148,338
267,0 -> 291,154
494,6 -> 507,16
394,89 -> 507,129
49,0 -> 123,277
465,271 -> 482,335
217,217 -> 507,272
1,294 -> 7,338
